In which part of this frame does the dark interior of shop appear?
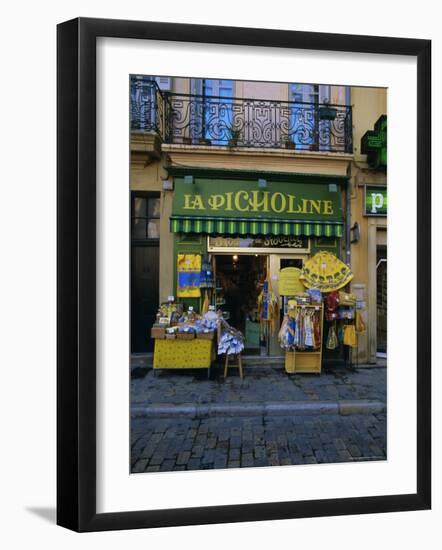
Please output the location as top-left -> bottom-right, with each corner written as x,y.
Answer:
214,254 -> 266,351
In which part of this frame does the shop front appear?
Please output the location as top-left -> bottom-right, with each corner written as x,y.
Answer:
164,173 -> 346,359
207,235 -> 310,355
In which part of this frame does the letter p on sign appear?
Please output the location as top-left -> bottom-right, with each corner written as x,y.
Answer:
371,193 -> 384,214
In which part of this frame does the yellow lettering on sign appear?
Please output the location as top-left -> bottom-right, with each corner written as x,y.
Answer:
208,194 -> 225,210
187,189 -> 335,215
309,200 -> 322,215
300,199 -> 309,214
249,190 -> 269,212
234,190 -> 250,212
323,200 -> 334,215
183,194 -> 205,210
193,195 -> 205,210
183,194 -> 193,209
270,192 -> 287,213
287,195 -> 302,214
225,192 -> 234,211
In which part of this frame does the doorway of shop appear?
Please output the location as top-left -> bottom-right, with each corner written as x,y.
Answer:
214,254 -> 267,355
131,245 -> 159,353
130,192 -> 161,353
376,245 -> 387,355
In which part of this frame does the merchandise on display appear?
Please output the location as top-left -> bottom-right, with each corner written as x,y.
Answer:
326,322 -> 339,350
217,317 -> 245,356
150,251 -> 364,373
355,310 -> 367,333
300,251 -> 354,292
257,277 -> 279,335
279,299 -> 322,352
325,290 -> 340,321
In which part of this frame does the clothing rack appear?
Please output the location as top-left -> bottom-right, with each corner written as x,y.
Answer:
285,304 -> 324,374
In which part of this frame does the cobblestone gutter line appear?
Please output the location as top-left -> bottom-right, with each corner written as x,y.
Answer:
131,399 -> 386,419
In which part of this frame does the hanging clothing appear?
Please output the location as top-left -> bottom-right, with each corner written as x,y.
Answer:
304,311 -> 314,348
325,290 -> 340,321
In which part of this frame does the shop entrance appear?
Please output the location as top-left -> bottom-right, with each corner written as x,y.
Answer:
213,253 -> 307,356
376,245 -> 387,355
214,254 -> 267,354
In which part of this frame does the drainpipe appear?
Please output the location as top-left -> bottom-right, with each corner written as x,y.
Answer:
345,178 -> 351,267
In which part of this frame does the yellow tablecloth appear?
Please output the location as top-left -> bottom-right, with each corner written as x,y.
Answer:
153,338 -> 215,369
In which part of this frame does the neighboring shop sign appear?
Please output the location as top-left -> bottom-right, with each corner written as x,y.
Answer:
278,267 -> 304,296
364,186 -> 387,216
176,254 -> 201,298
208,235 -> 309,253
173,179 -> 342,221
361,114 -> 387,169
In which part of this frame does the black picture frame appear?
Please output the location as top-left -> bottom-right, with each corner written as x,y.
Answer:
57,17 -> 431,532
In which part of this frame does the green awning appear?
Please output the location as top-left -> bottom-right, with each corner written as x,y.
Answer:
170,216 -> 343,237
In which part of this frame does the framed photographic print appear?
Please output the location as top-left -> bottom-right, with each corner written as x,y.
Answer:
57,17 -> 431,532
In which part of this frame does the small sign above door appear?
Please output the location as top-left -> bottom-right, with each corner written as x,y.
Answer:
208,235 -> 310,253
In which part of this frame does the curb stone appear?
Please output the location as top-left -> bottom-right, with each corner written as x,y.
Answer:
131,400 -> 385,419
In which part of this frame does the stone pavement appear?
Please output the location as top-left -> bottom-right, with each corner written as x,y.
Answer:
130,363 -> 387,473
131,413 -> 386,472
131,363 -> 386,409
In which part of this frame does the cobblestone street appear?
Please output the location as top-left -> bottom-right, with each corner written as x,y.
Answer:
131,412 -> 386,472
130,363 -> 386,473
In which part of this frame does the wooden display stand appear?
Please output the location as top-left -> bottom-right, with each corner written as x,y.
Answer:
285,304 -> 324,374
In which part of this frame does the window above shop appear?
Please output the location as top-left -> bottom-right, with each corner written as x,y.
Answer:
132,194 -> 160,240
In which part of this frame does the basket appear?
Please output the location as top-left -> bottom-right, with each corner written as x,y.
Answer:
151,326 -> 166,339
285,352 -> 296,374
177,332 -> 195,340
165,333 -> 176,340
196,331 -> 215,340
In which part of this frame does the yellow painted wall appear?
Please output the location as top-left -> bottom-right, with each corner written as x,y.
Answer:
130,154 -> 175,303
348,86 -> 387,362
351,87 -> 387,162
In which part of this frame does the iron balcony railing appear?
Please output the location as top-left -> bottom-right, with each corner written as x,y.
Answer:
130,78 -> 353,153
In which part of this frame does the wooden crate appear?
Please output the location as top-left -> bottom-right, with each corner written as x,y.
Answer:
151,326 -> 166,339
196,331 -> 215,340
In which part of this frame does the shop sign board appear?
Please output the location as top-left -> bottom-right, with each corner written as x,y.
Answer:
278,267 -> 304,296
173,179 -> 343,221
364,186 -> 387,216
208,235 -> 309,252
360,114 -> 387,169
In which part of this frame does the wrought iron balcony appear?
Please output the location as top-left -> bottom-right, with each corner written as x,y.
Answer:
130,78 -> 353,154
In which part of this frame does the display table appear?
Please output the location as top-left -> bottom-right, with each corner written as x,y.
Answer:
153,338 -> 215,375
